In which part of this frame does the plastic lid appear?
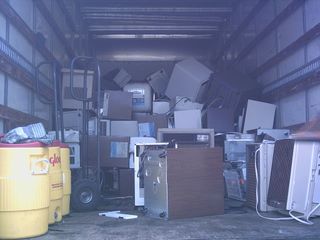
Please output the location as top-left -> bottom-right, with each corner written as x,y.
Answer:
50,140 -> 61,147
60,143 -> 69,148
0,141 -> 46,148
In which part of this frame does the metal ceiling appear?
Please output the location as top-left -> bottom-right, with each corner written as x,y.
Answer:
79,0 -> 235,39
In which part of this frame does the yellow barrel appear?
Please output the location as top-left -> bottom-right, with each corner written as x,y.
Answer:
48,141 -> 63,224
60,143 -> 71,216
0,142 -> 50,239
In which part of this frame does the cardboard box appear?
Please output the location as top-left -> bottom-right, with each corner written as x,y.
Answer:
111,121 -> 138,137
61,68 -> 94,109
165,58 -> 212,102
133,114 -> 168,136
153,101 -> 170,114
88,136 -> 130,168
113,68 -> 132,88
146,69 -> 169,95
102,90 -> 133,120
174,109 -> 202,129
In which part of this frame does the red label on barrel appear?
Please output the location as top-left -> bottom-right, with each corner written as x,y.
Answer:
49,153 -> 61,167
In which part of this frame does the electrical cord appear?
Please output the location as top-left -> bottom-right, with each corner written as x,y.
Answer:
137,150 -> 147,178
289,202 -> 320,225
164,96 -> 191,115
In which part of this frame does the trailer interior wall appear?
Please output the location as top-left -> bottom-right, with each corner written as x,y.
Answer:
95,39 -> 215,81
0,0 -> 83,132
218,0 -> 320,129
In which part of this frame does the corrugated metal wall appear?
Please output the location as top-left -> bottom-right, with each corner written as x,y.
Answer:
223,0 -> 320,128
0,0 -> 80,132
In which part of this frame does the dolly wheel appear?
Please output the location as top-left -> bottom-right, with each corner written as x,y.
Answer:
71,179 -> 100,211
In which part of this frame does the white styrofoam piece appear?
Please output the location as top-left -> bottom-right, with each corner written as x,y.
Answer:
111,121 -> 138,137
243,100 -> 276,133
99,211 -> 137,219
174,109 -> 202,129
153,102 -> 170,114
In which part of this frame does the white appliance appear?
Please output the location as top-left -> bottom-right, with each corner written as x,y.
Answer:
129,137 -> 156,169
69,143 -> 81,168
246,142 -> 276,212
267,140 -> 320,219
286,141 -> 320,217
123,83 -> 152,113
165,58 -> 212,102
88,118 -> 110,136
242,100 -> 276,133
174,109 -> 202,129
134,143 -> 168,206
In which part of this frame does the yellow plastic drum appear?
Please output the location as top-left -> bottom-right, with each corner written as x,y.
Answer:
48,141 -> 63,224
0,142 -> 50,239
60,143 -> 71,216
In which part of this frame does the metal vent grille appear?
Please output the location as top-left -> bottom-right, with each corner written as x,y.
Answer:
246,144 -> 258,209
267,139 -> 295,209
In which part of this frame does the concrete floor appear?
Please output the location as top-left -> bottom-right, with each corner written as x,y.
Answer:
36,200 -> 320,240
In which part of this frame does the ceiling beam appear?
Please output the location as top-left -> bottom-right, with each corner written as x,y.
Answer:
80,0 -> 233,8
89,25 -> 219,32
81,7 -> 232,14
92,34 -> 216,39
